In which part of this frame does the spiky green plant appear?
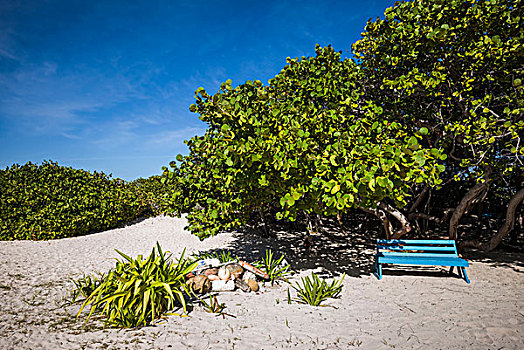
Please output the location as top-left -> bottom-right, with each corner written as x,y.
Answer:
67,272 -> 106,305
191,249 -> 236,263
255,249 -> 291,285
199,294 -> 226,314
77,243 -> 197,328
291,273 -> 345,306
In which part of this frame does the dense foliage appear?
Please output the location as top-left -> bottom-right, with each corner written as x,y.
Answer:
164,0 -> 522,249
165,46 -> 445,239
352,0 -> 523,243
0,161 -> 151,240
131,175 -> 174,216
354,0 -> 522,177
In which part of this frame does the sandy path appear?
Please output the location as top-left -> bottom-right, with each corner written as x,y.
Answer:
0,216 -> 522,349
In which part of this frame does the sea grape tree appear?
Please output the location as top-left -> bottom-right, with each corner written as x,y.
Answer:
164,0 -> 522,248
352,0 -> 523,247
164,46 -> 446,239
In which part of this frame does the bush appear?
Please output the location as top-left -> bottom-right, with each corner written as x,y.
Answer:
0,161 -> 151,240
131,175 -> 175,216
77,243 -> 197,328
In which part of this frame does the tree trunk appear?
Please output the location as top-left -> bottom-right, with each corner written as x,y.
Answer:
377,202 -> 412,239
409,186 -> 429,214
449,181 -> 490,240
460,188 -> 524,251
258,207 -> 270,236
360,207 -> 392,239
336,212 -> 344,228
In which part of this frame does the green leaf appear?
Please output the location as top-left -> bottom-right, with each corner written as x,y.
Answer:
330,183 -> 340,194
417,127 -> 429,136
329,155 -> 338,166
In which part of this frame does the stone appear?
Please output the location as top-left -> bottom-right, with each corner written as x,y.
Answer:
211,279 -> 235,291
218,266 -> 231,280
234,278 -> 251,293
204,268 -> 219,276
207,274 -> 220,281
225,263 -> 244,280
188,275 -> 211,294
246,279 -> 259,292
242,271 -> 256,282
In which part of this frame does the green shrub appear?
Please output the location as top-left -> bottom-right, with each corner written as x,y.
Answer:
131,175 -> 174,216
77,243 -> 197,328
290,273 -> 345,306
0,161 -> 151,240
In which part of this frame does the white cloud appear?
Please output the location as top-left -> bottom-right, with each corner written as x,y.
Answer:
151,126 -> 206,146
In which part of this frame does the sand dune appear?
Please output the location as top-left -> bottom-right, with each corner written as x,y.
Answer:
0,216 -> 522,349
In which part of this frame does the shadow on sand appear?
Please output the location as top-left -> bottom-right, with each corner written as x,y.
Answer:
194,216 -> 523,278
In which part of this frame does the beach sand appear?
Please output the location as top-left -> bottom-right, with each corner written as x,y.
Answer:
0,216 -> 522,349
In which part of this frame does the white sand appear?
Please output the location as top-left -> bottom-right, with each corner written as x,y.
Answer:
0,216 -> 522,349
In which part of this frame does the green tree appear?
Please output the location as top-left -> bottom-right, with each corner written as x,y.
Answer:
164,46 -> 445,239
352,0 -> 523,248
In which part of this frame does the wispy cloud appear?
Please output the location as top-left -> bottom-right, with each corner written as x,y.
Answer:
150,126 -> 206,146
0,58 -> 161,136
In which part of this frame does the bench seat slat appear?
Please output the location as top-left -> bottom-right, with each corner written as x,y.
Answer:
377,239 -> 456,244
377,245 -> 456,251
378,256 -> 469,267
379,252 -> 458,258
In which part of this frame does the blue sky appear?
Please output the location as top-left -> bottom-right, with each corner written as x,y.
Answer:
0,0 -> 395,181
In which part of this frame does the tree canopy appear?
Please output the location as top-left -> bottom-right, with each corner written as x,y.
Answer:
164,0 -> 523,249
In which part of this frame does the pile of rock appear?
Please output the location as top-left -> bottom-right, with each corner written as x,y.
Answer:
186,259 -> 269,294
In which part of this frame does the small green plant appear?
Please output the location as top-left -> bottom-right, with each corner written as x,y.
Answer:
196,294 -> 235,318
77,243 -> 197,328
200,294 -> 226,314
67,272 -> 106,305
191,250 -> 236,263
290,273 -> 345,306
255,249 -> 291,285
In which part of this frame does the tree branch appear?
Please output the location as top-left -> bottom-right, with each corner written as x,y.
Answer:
460,188 -> 524,251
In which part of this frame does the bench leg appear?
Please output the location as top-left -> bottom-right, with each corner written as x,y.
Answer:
374,260 -> 382,280
449,266 -> 454,275
457,266 -> 463,279
461,267 -> 471,284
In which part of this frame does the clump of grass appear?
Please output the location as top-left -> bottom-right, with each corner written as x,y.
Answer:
67,273 -> 106,305
200,295 -> 226,314
290,273 -> 345,306
255,249 -> 292,285
191,250 -> 236,263
196,294 -> 235,318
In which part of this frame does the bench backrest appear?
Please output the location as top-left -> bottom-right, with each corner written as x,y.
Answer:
376,239 -> 459,258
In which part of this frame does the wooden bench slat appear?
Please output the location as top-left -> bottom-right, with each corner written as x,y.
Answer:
380,252 -> 458,258
377,245 -> 457,251
378,256 -> 469,267
377,239 -> 456,244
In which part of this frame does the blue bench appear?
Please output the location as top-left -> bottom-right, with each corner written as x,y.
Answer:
374,239 -> 470,283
